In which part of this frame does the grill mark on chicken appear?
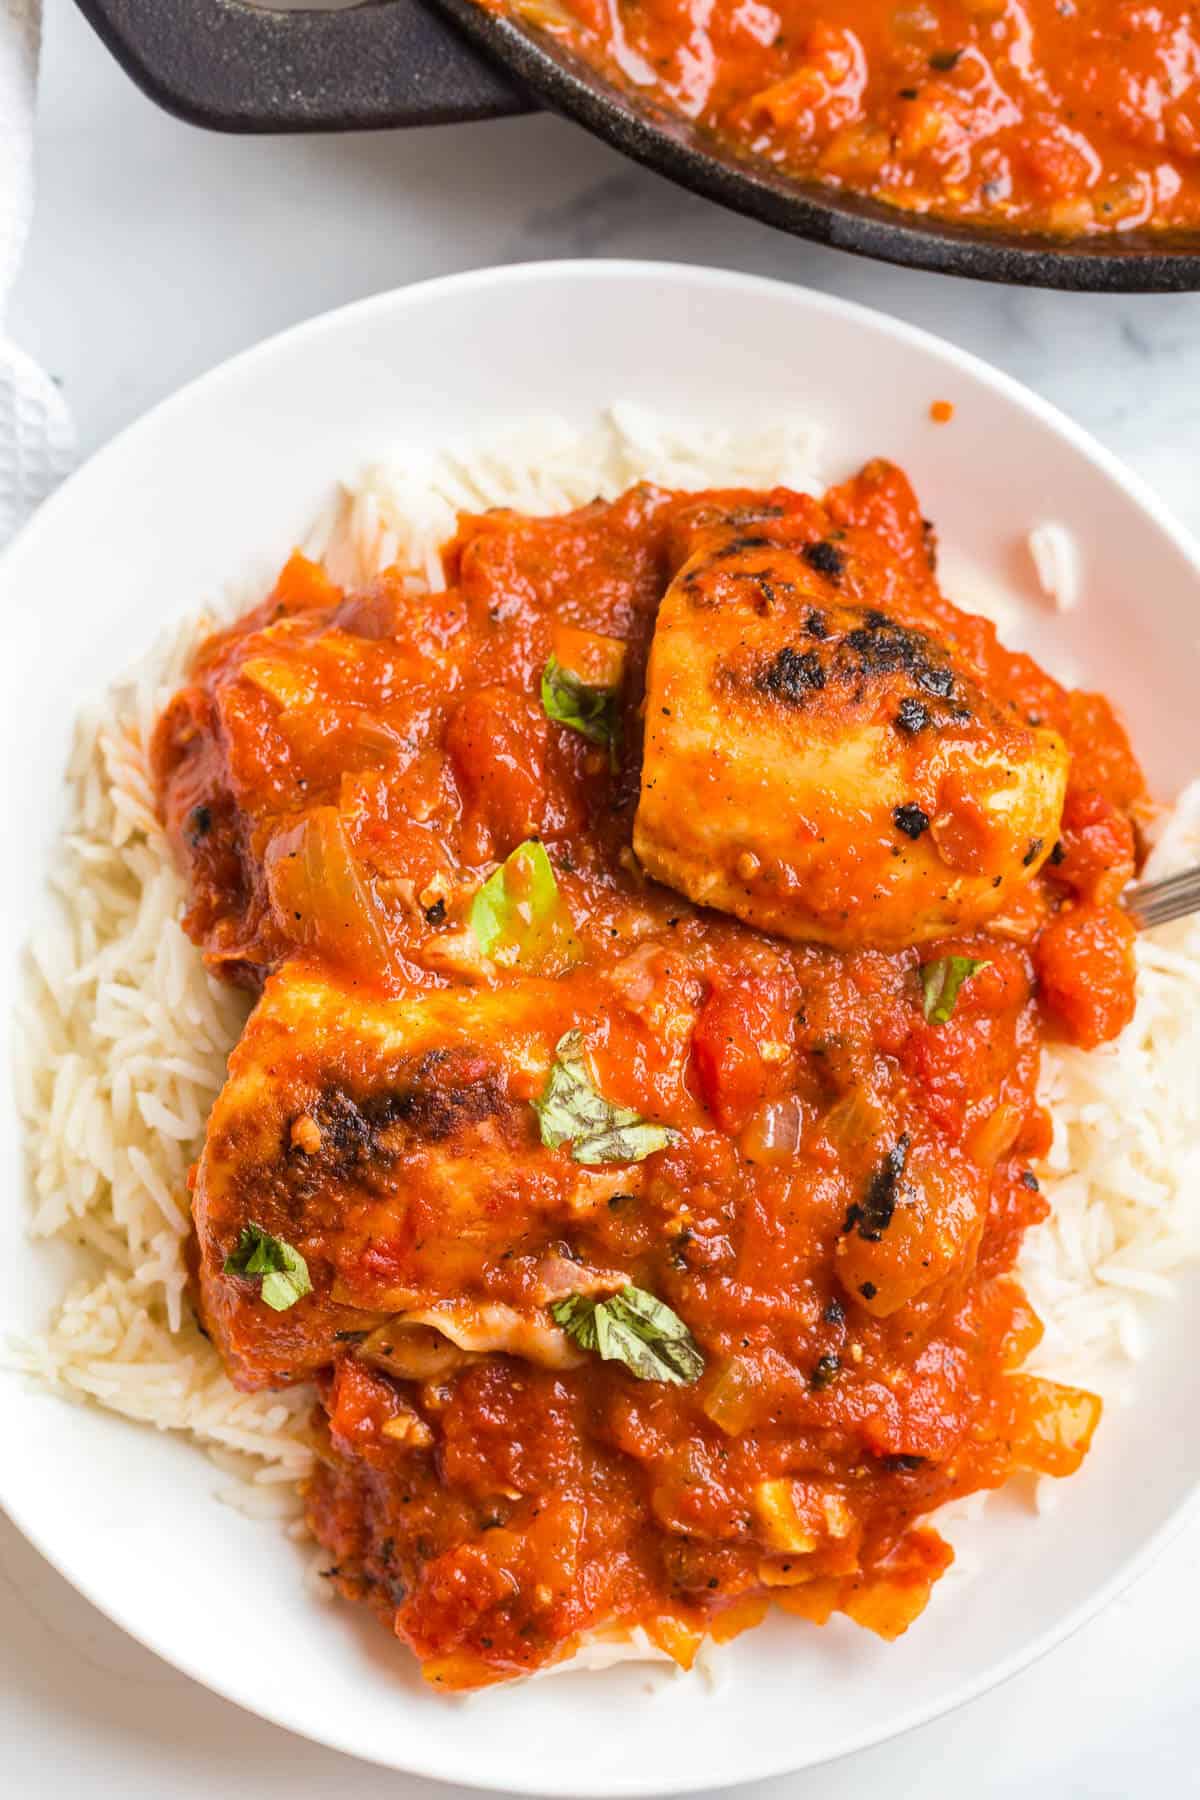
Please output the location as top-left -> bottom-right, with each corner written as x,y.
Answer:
801,540 -> 845,581
756,646 -> 827,702
892,803 -> 930,840
841,614 -> 948,688
306,1090 -> 378,1167
362,1049 -> 507,1142
674,502 -> 785,537
712,534 -> 773,559
747,607 -> 958,714
915,666 -> 955,698
894,696 -> 930,734
286,1049 -> 511,1190
734,567 -> 795,614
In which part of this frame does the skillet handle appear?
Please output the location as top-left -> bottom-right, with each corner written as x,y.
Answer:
73,0 -> 533,132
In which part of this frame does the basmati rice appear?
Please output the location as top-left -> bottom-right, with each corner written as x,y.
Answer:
1028,520 -> 1082,612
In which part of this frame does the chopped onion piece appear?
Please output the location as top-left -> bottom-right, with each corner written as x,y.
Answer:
265,806 -> 392,971
741,1094 -> 807,1163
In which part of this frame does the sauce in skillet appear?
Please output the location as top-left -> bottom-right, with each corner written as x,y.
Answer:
489,0 -> 1200,235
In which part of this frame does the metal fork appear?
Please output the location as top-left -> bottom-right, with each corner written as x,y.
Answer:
1123,864 -> 1200,930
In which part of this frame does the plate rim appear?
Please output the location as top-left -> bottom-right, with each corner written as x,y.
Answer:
3,256 -> 1200,1793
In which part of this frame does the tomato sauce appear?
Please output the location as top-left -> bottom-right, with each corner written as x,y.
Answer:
493,0 -> 1200,234
156,461 -> 1142,1687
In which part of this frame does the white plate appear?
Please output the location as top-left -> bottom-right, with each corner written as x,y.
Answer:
1,261 -> 1198,1794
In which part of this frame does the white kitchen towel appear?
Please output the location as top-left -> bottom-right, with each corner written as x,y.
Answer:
0,0 -> 73,547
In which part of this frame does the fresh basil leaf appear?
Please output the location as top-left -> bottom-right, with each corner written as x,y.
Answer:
920,956 -> 990,1025
540,655 -> 621,762
552,1284 -> 704,1385
534,1028 -> 677,1164
224,1222 -> 312,1312
470,838 -> 576,970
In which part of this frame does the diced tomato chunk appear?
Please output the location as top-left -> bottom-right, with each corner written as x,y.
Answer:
444,687 -> 550,861
269,550 -> 342,614
691,978 -> 790,1134
326,1358 -> 399,1453
1035,902 -> 1137,1048
1052,785 -> 1136,905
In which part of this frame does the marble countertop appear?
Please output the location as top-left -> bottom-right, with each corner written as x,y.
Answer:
4,2 -> 1197,1795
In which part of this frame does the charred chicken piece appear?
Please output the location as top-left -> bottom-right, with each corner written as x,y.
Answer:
192,962 -> 645,1390
634,517 -> 1067,950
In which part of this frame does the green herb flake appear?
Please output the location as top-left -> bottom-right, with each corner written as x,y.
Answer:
552,1284 -> 704,1385
540,655 -> 622,764
470,839 -> 579,971
919,956 -> 990,1025
224,1222 -> 312,1312
533,1028 -> 677,1165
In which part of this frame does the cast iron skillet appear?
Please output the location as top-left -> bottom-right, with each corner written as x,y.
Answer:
76,0 -> 1200,290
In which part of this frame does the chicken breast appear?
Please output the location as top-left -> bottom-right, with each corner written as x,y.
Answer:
634,517 -> 1068,950
192,963 -> 656,1390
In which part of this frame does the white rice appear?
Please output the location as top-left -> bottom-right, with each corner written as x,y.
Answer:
1028,520 -> 1082,612
10,408 -> 1199,1585
1023,783 -> 1200,1391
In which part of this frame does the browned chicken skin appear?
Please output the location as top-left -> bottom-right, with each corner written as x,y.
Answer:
635,516 -> 1068,950
192,960 -> 683,1390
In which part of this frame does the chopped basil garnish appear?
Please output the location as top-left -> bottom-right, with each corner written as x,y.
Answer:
552,1284 -> 703,1386
224,1222 -> 312,1312
540,655 -> 621,763
534,1028 -> 677,1164
470,839 -> 575,968
920,956 -> 990,1025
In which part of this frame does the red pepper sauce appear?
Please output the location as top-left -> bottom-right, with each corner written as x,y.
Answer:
156,463 -> 1142,1687
489,0 -> 1200,234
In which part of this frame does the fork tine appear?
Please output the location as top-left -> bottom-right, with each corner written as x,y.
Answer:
1123,864 -> 1200,930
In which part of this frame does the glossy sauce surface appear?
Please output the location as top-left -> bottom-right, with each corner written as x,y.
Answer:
156,463 -> 1142,1687
492,0 -> 1200,234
